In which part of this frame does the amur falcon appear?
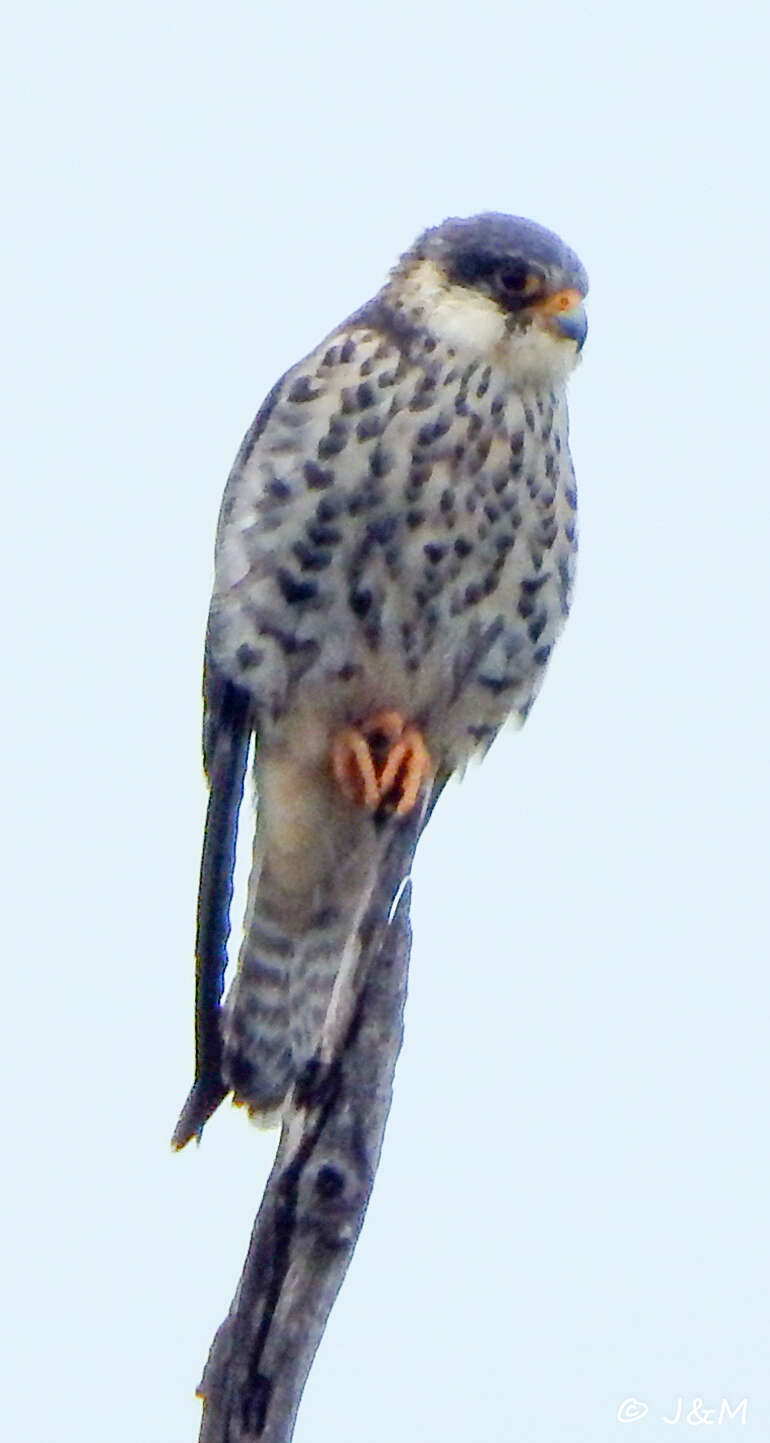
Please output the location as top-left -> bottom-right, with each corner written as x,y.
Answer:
173,212 -> 588,1147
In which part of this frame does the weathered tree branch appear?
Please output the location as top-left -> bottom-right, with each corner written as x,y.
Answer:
196,796 -> 433,1443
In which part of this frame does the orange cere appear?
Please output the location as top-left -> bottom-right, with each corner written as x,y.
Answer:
537,287 -> 584,316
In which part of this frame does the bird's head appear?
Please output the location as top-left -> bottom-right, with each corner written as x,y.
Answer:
386,212 -> 588,388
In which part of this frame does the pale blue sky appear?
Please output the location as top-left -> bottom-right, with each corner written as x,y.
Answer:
2,2 -> 769,1440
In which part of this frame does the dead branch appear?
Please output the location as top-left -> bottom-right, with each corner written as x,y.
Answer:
196,797 -> 429,1442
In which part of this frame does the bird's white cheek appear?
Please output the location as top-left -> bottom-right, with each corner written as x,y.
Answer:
429,287 -> 507,353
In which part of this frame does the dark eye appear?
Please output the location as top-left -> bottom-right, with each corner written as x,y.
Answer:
497,261 -> 530,293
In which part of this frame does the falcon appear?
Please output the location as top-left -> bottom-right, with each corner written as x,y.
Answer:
173,212 -> 588,1147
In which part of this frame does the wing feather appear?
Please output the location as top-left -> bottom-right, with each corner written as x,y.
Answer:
172,668 -> 251,1148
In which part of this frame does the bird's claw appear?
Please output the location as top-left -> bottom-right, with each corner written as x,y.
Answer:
331,711 -> 431,816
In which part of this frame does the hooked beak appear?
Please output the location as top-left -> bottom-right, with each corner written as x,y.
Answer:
534,287 -> 588,351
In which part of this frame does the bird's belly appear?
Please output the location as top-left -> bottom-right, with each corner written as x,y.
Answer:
270,498 -> 573,771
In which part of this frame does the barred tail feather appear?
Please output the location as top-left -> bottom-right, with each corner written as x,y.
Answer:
221,751 -> 383,1116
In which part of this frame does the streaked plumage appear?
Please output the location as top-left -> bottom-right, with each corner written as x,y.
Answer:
173,212 -> 588,1147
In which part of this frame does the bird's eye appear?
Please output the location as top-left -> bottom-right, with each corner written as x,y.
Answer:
497,261 -> 531,293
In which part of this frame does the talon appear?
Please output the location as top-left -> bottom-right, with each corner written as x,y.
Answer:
378,726 -> 432,816
330,712 -> 431,816
331,727 -> 381,809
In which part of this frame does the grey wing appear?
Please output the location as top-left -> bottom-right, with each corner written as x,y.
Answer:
171,382 -> 288,1149
171,659 -> 252,1148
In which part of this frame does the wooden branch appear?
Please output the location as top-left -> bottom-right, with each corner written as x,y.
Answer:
196,800 -> 429,1443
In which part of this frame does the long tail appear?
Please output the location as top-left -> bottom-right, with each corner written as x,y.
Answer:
221,748 -> 386,1116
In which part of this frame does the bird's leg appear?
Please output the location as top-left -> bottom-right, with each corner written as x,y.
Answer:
331,711 -> 431,816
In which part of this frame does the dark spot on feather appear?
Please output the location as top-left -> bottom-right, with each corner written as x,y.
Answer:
527,610 -> 548,644
410,377 -> 438,412
558,555 -> 572,613
259,623 -> 319,665
477,674 -> 517,694
369,444 -> 393,478
304,461 -> 334,490
287,375 -> 320,403
266,478 -> 291,502
236,643 -> 263,670
368,514 -> 398,545
277,570 -> 318,605
417,412 -> 452,446
316,493 -> 342,522
292,541 -> 332,571
317,422 -> 348,459
349,589 -> 372,618
307,523 -> 342,547
522,572 -> 552,594
357,413 -> 385,441
468,437 -> 492,474
468,723 -> 495,741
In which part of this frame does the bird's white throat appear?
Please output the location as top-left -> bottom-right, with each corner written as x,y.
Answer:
392,257 -> 581,389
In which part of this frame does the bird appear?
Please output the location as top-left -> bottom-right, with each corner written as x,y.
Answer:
172,212 -> 588,1148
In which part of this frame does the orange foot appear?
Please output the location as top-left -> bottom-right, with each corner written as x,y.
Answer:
331,710 -> 431,817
